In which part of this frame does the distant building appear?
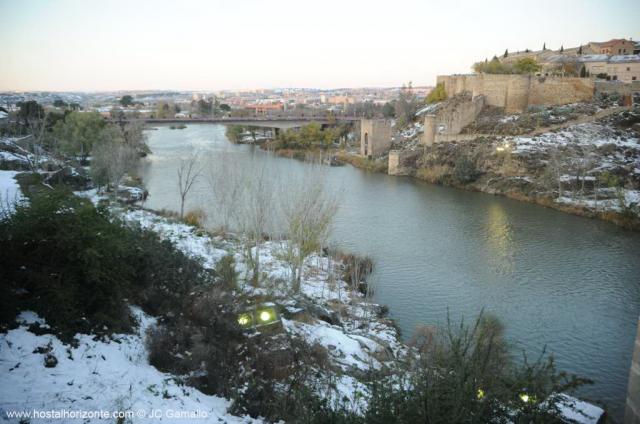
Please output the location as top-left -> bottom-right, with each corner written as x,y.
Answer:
580,55 -> 640,82
327,96 -> 355,106
606,55 -> 640,82
586,39 -> 636,55
537,53 -> 640,82
578,54 -> 610,76
245,102 -> 283,115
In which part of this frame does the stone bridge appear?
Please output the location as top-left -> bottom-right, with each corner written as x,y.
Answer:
112,116 -> 359,131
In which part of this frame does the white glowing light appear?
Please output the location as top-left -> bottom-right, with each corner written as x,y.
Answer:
259,311 -> 272,322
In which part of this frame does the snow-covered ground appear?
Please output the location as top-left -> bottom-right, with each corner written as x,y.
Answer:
557,189 -> 640,212
0,170 -> 24,215
0,309 -> 262,423
556,395 -> 605,424
509,122 -> 640,153
110,205 -> 404,366
0,137 -> 58,169
502,119 -> 640,217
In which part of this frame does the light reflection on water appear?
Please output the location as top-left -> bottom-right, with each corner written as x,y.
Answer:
139,124 -> 640,420
484,203 -> 515,275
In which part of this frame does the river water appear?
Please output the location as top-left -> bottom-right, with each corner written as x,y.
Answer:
139,124 -> 640,419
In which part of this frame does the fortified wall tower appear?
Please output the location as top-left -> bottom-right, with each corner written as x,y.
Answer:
360,119 -> 393,158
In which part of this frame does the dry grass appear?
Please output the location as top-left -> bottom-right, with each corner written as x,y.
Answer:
183,208 -> 207,228
416,165 -> 452,183
336,151 -> 388,173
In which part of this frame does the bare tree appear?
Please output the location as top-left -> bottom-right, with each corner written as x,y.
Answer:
542,147 -> 567,198
574,146 -> 596,203
281,167 -> 339,293
92,125 -> 138,199
25,112 -> 50,172
121,120 -> 150,155
206,152 -> 243,232
177,151 -> 202,218
238,159 -> 278,287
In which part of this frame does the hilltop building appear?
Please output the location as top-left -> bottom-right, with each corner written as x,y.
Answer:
542,54 -> 640,82
586,39 -> 636,55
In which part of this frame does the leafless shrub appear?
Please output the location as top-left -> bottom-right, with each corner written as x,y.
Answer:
176,151 -> 203,218
280,166 -> 339,293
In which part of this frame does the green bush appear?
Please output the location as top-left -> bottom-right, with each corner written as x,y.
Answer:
473,57 -> 512,74
472,57 -> 541,75
275,122 -> 338,150
454,155 -> 480,183
513,57 -> 542,74
225,125 -> 244,143
0,189 -> 209,338
215,254 -> 238,290
146,285 -> 244,392
364,313 -> 590,424
426,83 -> 447,104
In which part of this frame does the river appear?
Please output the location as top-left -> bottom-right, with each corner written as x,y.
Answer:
139,124 -> 640,419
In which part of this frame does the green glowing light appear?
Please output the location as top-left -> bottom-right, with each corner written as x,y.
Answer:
236,306 -> 278,330
237,314 -> 251,327
477,389 -> 485,400
519,393 -> 530,403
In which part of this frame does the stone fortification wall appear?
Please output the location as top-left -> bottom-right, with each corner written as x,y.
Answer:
388,150 -> 421,176
421,95 -> 485,146
437,74 -> 595,113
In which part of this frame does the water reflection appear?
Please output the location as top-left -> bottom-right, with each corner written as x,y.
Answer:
484,203 -> 515,275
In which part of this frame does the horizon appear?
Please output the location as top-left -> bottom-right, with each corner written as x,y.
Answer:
1,0 -> 639,92
0,85 -> 433,94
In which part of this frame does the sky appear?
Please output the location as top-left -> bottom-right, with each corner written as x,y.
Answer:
1,0 -> 639,92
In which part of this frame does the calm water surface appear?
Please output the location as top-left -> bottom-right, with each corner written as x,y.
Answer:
140,124 -> 640,419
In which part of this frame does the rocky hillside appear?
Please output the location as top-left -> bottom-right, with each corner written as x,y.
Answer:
397,103 -> 640,229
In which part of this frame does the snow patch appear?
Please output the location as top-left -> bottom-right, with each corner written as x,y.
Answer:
0,309 -> 262,423
0,170 -> 25,215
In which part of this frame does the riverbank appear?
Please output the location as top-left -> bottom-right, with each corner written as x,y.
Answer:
263,144 -> 389,172
410,108 -> 640,230
1,168 -> 609,423
327,106 -> 640,230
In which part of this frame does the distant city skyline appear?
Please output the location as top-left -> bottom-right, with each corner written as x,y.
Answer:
1,0 -> 639,92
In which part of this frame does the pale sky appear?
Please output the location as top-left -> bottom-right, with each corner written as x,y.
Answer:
1,0 -> 639,91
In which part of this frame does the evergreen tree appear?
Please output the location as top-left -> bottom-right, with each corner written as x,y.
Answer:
119,95 -> 134,107
577,45 -> 583,55
543,42 -> 546,50
503,49 -> 509,58
580,66 -> 587,78
560,45 -> 564,53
